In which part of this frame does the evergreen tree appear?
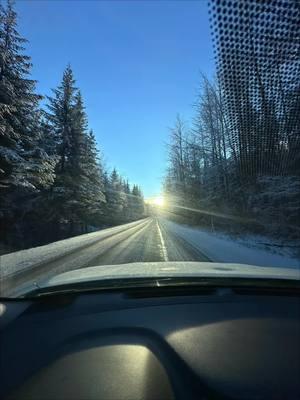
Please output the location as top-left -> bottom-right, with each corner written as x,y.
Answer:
46,69 -> 107,234
79,129 -> 105,228
130,184 -> 144,219
47,64 -> 77,173
124,179 -> 130,194
104,168 -> 124,223
0,0 -> 55,190
0,0 -> 55,245
45,65 -> 77,234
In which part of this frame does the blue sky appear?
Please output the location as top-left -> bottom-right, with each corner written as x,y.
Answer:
16,0 -> 215,198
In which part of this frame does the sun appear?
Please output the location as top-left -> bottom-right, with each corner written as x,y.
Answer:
152,196 -> 165,207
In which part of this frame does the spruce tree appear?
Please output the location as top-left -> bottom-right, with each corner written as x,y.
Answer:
46,69 -> 106,235
0,0 -> 55,190
130,184 -> 144,219
79,129 -> 105,228
0,0 -> 55,245
103,168 -> 126,224
46,65 -> 79,234
47,64 -> 77,173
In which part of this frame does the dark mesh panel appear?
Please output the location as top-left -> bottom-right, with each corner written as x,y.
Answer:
209,0 -> 300,178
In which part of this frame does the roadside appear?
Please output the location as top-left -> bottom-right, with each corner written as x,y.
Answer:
160,218 -> 300,269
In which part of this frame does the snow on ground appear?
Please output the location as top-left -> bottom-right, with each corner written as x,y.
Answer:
0,219 -> 149,278
161,219 -> 300,269
1,216 -> 299,284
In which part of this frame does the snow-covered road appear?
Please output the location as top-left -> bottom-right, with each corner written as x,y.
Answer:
0,218 -> 208,295
1,217 -> 299,296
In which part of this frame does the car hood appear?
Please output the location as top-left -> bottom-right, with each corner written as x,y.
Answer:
41,261 -> 300,289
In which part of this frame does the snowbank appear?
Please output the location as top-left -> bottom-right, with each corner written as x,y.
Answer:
161,219 -> 300,269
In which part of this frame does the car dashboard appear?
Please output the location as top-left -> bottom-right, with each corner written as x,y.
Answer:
1,285 -> 300,400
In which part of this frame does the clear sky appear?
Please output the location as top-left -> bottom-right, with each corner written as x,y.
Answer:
16,0 -> 215,198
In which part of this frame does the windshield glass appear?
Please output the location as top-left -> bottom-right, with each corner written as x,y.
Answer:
0,0 -> 299,297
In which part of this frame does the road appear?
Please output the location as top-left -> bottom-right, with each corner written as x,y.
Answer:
3,217 -> 299,297
86,218 -> 210,267
1,218 -> 210,296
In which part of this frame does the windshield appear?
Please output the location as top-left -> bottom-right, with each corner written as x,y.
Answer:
0,0 -> 299,297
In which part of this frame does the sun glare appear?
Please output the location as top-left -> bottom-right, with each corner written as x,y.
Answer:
152,196 -> 165,207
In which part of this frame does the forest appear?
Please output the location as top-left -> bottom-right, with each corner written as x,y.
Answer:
1,0 -> 299,256
163,0 -> 300,243
0,1 -> 145,253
